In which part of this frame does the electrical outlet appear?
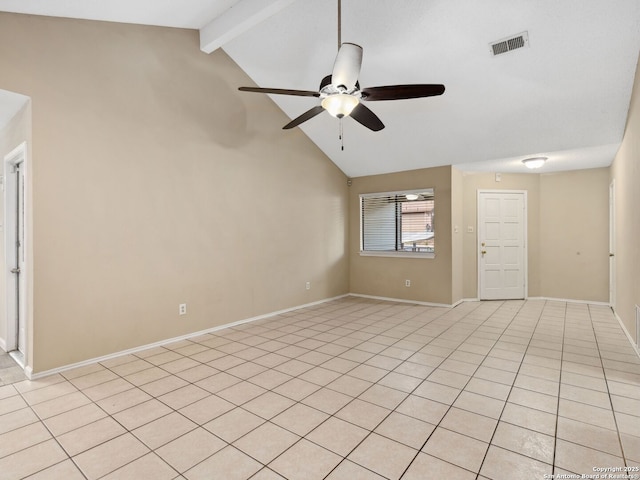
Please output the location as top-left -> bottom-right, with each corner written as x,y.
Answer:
306,282 -> 311,290
179,303 -> 187,315
405,280 -> 411,287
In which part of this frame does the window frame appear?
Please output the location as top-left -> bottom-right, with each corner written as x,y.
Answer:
359,188 -> 435,259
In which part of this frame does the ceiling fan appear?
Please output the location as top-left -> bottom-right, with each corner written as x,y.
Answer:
238,1 -> 445,132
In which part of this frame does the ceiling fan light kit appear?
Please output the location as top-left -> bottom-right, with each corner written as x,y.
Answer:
237,1 -> 445,133
522,157 -> 547,169
321,93 -> 359,118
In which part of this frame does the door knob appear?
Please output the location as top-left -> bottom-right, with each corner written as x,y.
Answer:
481,250 -> 487,255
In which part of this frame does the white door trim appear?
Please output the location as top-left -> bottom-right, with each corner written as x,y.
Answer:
477,189 -> 528,300
3,141 -> 28,365
609,180 -> 616,308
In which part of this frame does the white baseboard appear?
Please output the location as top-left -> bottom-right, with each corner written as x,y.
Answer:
613,309 -> 640,359
526,296 -> 611,307
349,293 -> 456,308
25,292 -> 630,380
28,294 -> 350,380
9,350 -> 25,368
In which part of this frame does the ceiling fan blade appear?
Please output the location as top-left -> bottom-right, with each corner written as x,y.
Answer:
239,86 -> 320,97
350,103 -> 384,131
331,43 -> 363,91
361,84 -> 445,101
283,105 -> 326,129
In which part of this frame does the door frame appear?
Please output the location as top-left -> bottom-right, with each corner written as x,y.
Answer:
609,180 -> 616,308
3,141 -> 28,366
477,189 -> 528,300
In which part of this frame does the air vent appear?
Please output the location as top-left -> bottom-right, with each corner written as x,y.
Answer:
490,31 -> 529,56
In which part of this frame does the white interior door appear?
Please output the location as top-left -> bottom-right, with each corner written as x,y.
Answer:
478,191 -> 526,300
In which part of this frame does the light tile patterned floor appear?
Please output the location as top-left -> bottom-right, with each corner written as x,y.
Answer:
1,297 -> 639,479
0,353 -> 27,386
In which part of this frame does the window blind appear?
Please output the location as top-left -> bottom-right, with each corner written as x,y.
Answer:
360,189 -> 435,255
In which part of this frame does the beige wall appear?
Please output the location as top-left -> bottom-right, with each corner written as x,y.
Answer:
0,12 -> 630,372
451,167 -> 464,303
461,172 -> 541,299
460,168 -> 609,302
539,169 -> 610,302
611,53 -> 640,343
349,166 -> 454,305
349,164 -> 609,306
0,13 -> 349,373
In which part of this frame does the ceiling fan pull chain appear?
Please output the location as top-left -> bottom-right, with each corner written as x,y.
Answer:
237,0 -> 442,133
340,119 -> 344,151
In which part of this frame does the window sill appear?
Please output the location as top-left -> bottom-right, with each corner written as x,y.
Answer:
359,251 -> 435,259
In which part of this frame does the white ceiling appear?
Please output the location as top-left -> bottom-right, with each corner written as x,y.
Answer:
1,0 -> 639,178
0,0 -> 238,29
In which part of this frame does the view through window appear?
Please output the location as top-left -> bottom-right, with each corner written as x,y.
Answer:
360,189 -> 435,255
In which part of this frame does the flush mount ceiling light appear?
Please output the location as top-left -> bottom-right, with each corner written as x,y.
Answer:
522,157 -> 547,169
405,193 -> 420,200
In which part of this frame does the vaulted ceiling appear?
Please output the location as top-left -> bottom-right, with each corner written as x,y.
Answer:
1,0 -> 639,177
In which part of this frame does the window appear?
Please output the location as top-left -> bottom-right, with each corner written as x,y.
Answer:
360,188 -> 435,257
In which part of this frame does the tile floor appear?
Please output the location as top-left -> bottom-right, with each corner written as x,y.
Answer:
0,352 -> 27,386
1,297 -> 639,479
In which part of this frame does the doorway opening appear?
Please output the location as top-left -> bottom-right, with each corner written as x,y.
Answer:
4,142 -> 27,368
